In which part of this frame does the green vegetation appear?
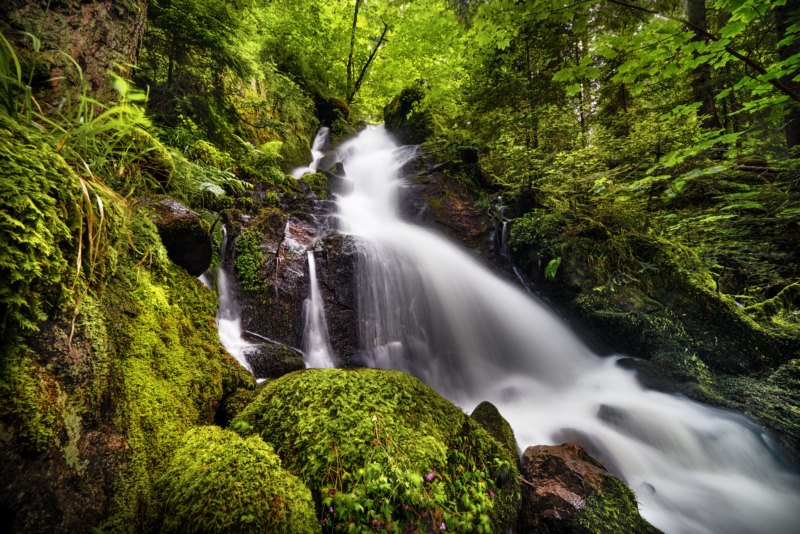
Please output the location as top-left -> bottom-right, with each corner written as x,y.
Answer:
150,426 -> 317,533
579,477 -> 660,534
234,369 -> 520,532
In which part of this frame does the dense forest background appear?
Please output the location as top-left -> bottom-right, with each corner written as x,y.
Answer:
1,0 -> 799,532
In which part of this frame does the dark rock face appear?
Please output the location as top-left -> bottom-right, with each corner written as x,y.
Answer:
245,344 -> 305,380
233,211 -> 314,349
518,443 -> 658,533
399,158 -> 494,258
140,197 -> 212,276
314,234 -> 359,366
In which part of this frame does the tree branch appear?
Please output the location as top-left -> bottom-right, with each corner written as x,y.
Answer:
347,22 -> 389,104
604,0 -> 800,103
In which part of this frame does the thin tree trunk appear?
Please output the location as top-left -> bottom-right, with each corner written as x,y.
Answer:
776,0 -> 800,155
687,0 -> 720,129
346,0 -> 363,99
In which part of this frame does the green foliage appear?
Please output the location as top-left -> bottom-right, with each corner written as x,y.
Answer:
151,426 -> 317,533
544,257 -> 562,281
234,368 -> 520,532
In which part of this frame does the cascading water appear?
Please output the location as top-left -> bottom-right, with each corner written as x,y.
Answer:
214,226 -> 254,374
291,127 -> 330,178
332,125 -> 800,534
302,250 -> 335,368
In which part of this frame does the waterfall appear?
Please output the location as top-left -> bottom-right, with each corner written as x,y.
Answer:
291,127 -> 330,178
214,226 -> 254,374
333,125 -> 800,534
302,250 -> 335,368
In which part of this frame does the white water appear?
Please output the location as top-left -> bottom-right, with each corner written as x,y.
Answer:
302,250 -> 335,368
332,125 -> 800,534
291,127 -> 330,178
214,227 -> 255,374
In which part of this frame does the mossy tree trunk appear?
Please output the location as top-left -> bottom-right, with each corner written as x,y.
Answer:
0,0 -> 149,106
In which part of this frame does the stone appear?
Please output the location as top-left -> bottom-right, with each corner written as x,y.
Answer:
383,84 -> 433,145
471,401 -> 520,460
245,343 -> 305,380
139,197 -> 212,276
518,442 -> 658,533
314,234 -> 359,366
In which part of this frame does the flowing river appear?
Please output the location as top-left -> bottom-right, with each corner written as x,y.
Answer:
322,125 -> 800,534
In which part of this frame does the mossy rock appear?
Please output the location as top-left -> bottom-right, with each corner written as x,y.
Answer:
234,368 -> 520,532
150,426 -> 317,533
471,401 -> 519,460
519,443 -> 658,533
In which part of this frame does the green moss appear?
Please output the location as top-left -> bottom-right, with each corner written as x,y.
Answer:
470,401 -> 519,460
150,426 -> 317,533
300,171 -> 328,199
97,215 -> 253,530
186,139 -> 233,169
234,368 -> 520,532
579,477 -> 659,533
0,111 -> 81,339
0,347 -> 61,453
234,229 -> 269,292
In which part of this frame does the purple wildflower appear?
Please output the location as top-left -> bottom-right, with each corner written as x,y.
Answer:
425,471 -> 436,482
329,506 -> 334,514
440,522 -> 446,531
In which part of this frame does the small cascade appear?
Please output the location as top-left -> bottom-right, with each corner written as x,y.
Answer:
291,127 -> 330,178
302,250 -> 335,368
500,220 -> 510,261
214,227 -> 255,374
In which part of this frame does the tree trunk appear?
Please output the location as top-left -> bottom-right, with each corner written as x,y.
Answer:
687,0 -> 720,129
0,0 -> 150,107
776,0 -> 800,155
346,0 -> 363,100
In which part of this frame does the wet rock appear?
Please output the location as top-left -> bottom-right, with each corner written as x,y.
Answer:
245,344 -> 305,380
140,197 -> 212,276
399,162 -> 493,256
471,401 -> 519,459
518,442 -> 658,533
230,209 -> 316,349
314,234 -> 360,366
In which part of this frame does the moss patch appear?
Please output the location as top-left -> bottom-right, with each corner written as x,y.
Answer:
234,368 -> 520,532
150,426 -> 317,533
579,477 -> 660,533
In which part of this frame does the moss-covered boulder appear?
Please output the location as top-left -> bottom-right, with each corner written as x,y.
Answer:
234,368 -> 520,532
518,443 -> 658,533
471,401 -> 519,460
149,426 -> 317,533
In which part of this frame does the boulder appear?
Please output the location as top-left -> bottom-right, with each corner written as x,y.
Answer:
471,401 -> 519,460
150,427 -> 317,533
518,442 -> 658,533
140,197 -> 212,276
235,368 -> 521,532
245,343 -> 305,380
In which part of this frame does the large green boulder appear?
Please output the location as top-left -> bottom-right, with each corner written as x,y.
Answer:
234,368 -> 521,532
150,426 -> 317,533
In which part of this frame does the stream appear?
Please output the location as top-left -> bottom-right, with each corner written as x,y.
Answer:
329,125 -> 800,534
